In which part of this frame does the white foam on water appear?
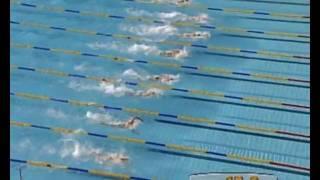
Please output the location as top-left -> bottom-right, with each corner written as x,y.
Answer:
74,63 -> 86,71
87,42 -> 115,50
125,9 -> 152,17
68,81 -> 101,92
122,69 -> 147,81
141,0 -> 192,6
180,31 -> 211,40
86,111 -> 115,124
18,138 -> 32,149
128,43 -> 161,55
41,144 -> 56,155
189,13 -> 209,24
68,79 -> 135,97
158,11 -> 183,19
135,88 -> 164,98
122,69 -> 180,85
60,139 -> 100,160
88,41 -> 161,56
121,24 -> 178,40
46,108 -> 67,120
99,81 -> 135,97
59,139 -> 128,165
13,138 -> 36,154
86,111 -> 143,130
175,47 -> 189,59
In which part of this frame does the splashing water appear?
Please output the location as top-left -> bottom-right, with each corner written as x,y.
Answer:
160,47 -> 189,60
86,111 -> 143,130
179,31 -> 211,40
121,24 -> 178,41
128,44 -> 161,55
99,81 -> 135,97
122,69 -> 147,81
86,111 -> 115,124
135,88 -> 164,98
87,42 -> 161,56
60,139 -> 128,165
122,69 -> 180,85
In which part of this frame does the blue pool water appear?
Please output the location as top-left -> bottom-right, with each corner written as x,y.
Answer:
10,0 -> 310,179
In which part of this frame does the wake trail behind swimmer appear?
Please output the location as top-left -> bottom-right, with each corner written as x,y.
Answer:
99,78 -> 163,97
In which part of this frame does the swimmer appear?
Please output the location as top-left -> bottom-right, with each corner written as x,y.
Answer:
189,14 -> 209,24
122,69 -> 179,85
107,153 -> 129,164
160,49 -> 187,59
179,31 -> 211,40
135,88 -> 163,97
175,0 -> 192,6
151,0 -> 191,6
172,14 -> 208,24
148,74 -> 180,85
101,78 -> 113,85
121,116 -> 144,129
99,116 -> 143,130
93,152 -> 129,165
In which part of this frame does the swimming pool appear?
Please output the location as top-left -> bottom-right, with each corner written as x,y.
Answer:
10,0 -> 310,179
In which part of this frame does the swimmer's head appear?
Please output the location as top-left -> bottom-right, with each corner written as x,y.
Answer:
177,0 -> 191,5
101,78 -> 112,83
120,156 -> 129,161
107,153 -> 129,164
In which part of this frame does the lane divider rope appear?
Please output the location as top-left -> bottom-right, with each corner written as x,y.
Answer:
10,120 -> 310,173
10,42 -> 310,88
10,158 -> 153,180
124,0 -> 309,21
10,91 -> 310,140
10,0 -> 310,41
10,64 -> 310,111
